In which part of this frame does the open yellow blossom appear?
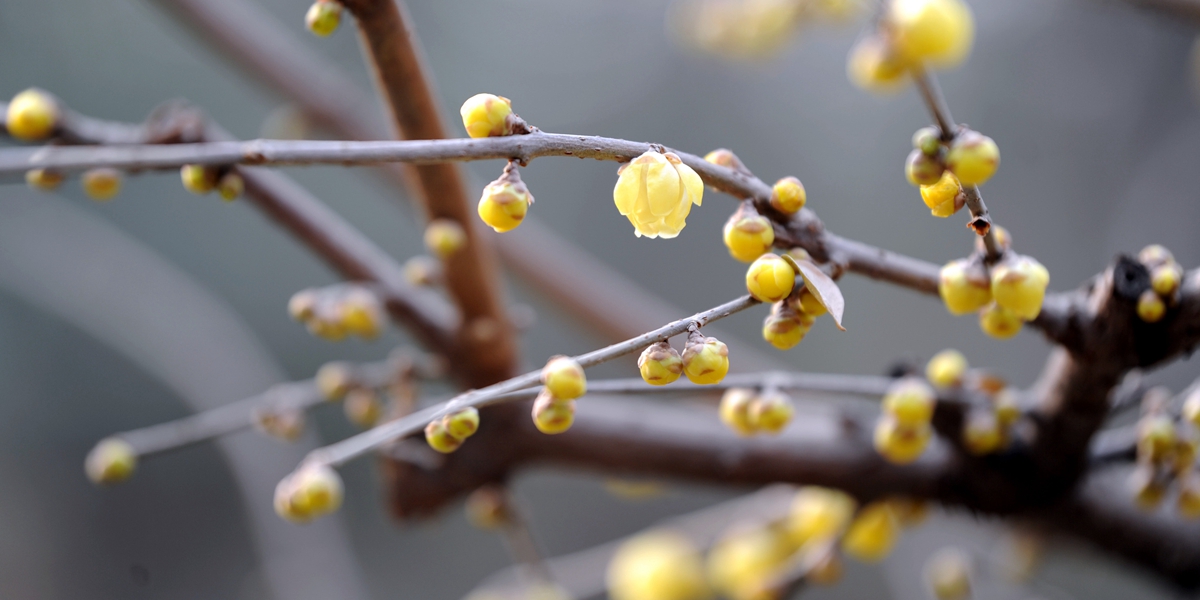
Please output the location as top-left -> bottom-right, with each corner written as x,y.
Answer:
614,150 -> 703,239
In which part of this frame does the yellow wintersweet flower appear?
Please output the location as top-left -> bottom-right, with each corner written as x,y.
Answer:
613,150 -> 703,239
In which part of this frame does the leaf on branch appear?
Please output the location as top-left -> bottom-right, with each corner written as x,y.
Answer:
793,260 -> 846,331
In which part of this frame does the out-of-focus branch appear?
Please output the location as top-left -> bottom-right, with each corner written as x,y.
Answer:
339,0 -> 517,387
1114,0 -> 1200,23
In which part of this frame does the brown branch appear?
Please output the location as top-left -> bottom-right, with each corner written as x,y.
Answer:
339,0 -> 517,387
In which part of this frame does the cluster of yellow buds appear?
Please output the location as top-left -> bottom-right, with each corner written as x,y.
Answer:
718,388 -> 794,436
637,334 -> 728,388
180,164 -> 243,201
906,126 -> 1000,213
937,228 -> 1050,340
847,0 -> 974,93
1128,387 -> 1200,516
425,406 -> 481,453
478,162 -> 535,233
85,437 -> 137,485
614,150 -> 704,239
607,529 -> 710,600
874,378 -> 935,464
305,0 -> 343,37
531,356 -> 587,434
924,349 -> 1019,455
758,249 -> 833,350
1136,244 -> 1185,324
670,0 -> 862,62
288,284 -> 386,341
274,464 -> 344,522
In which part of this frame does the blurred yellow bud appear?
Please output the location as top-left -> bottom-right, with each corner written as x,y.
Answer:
874,416 -> 931,464
926,349 -> 968,387
81,168 -> 122,201
979,302 -> 1022,340
25,169 -> 64,191
6,88 -> 58,140
424,219 -> 467,259
85,438 -> 137,485
542,356 -> 586,400
770,176 -> 806,214
719,388 -> 758,436
920,170 -> 964,218
938,259 -> 991,315
305,0 -> 342,37
882,377 -> 936,426
532,390 -> 575,435
608,530 -> 711,600
841,502 -> 900,563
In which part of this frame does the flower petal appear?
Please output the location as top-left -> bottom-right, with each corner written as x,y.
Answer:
644,156 -> 682,217
613,162 -> 642,216
676,162 -> 704,207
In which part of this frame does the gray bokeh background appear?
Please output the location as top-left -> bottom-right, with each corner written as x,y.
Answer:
1,0 -> 1198,598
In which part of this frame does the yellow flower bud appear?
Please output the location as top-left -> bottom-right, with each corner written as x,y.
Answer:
707,526 -> 790,600
25,169 -> 64,191
425,418 -> 464,453
478,168 -> 534,233
762,302 -> 813,351
946,130 -> 1000,186
85,438 -> 137,485
924,547 -> 972,600
403,256 -> 440,287
1137,289 -> 1166,323
638,341 -> 683,386
889,0 -> 975,68
847,36 -> 909,93
216,171 -> 244,202
1151,263 -> 1182,297
5,88 -> 58,141
465,486 -> 512,530
925,349 -> 967,388
745,253 -> 795,303
305,0 -> 342,37
1179,477 -> 1200,519
287,464 -> 344,520
613,150 -> 704,239
339,286 -> 385,339
180,164 -> 218,195
532,390 -> 575,434
750,392 -> 793,434
307,317 -> 348,341
920,170 -> 964,218
343,388 -> 382,428
81,168 -> 122,201
1139,244 -> 1174,269
424,219 -> 467,258
906,149 -> 945,186
460,93 -> 514,138
253,407 -> 306,441
608,530 -> 711,600
445,407 -> 481,439
682,335 -> 730,385
542,356 -> 586,400
769,176 -> 806,214
874,416 -> 931,464
979,302 -> 1022,339
316,361 -> 355,400
913,126 -> 942,156
288,288 -> 318,322
962,409 -> 1003,455
939,259 -> 991,315
791,287 -> 827,317
842,502 -> 900,563
704,148 -> 744,170
882,377 -> 936,426
1138,414 -> 1176,464
719,388 -> 758,436
993,389 -> 1021,427
991,256 -> 1049,320
1129,464 -> 1167,510
723,210 -> 775,263
786,487 -> 856,546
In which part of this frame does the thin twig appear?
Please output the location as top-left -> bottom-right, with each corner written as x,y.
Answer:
911,68 -> 1001,259
303,295 -> 759,468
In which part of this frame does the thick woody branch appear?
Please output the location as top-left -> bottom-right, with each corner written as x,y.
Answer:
341,0 -> 516,387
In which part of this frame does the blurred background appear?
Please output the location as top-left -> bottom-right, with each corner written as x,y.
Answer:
1,0 -> 1199,598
